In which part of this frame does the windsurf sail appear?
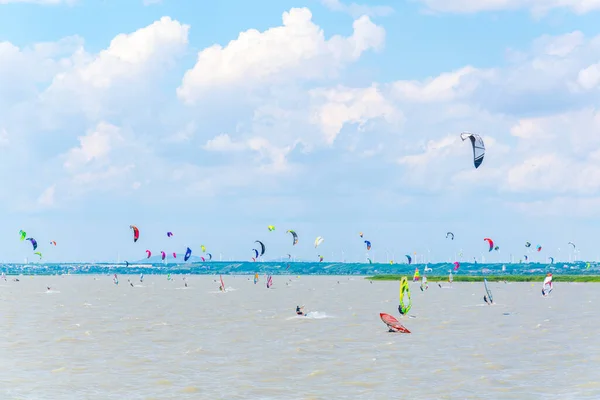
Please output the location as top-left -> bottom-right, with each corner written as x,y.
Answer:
220,274 -> 225,292
412,268 -> 420,282
542,273 -> 553,296
484,278 -> 493,303
266,275 -> 273,288
460,131 -> 485,168
380,312 -> 411,333
398,277 -> 412,315
449,271 -> 453,283
420,276 -> 428,291
254,272 -> 258,284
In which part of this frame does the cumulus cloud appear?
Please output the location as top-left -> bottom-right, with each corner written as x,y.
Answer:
177,8 -> 385,104
310,84 -> 402,144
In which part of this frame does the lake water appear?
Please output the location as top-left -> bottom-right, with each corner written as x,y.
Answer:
0,275 -> 598,399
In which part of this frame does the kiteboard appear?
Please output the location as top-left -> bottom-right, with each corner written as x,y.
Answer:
380,313 -> 411,333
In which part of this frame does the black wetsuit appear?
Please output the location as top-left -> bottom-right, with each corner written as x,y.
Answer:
296,307 -> 303,315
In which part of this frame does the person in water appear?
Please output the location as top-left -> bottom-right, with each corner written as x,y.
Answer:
296,306 -> 305,316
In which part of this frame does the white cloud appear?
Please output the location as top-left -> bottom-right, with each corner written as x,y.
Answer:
310,84 -> 402,144
417,0 -> 600,15
64,122 -> 123,170
40,17 -> 189,120
577,63 -> 600,90
391,66 -> 489,103
320,0 -> 394,18
203,134 -> 246,152
177,7 -> 385,104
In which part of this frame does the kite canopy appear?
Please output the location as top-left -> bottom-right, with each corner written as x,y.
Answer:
314,236 -> 324,248
287,230 -> 298,246
167,232 -> 173,237
460,132 -> 485,168
446,232 -> 454,240
364,240 -> 372,251
130,225 -> 140,242
405,255 -> 412,265
484,238 -> 494,252
19,230 -> 26,241
26,238 -> 37,251
184,247 -> 192,262
146,250 -> 152,258
255,240 -> 266,256
268,225 -> 275,231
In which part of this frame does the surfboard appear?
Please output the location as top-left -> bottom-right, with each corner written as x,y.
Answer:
380,313 -> 411,333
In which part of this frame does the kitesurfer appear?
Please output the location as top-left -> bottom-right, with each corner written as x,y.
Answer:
296,306 -> 305,316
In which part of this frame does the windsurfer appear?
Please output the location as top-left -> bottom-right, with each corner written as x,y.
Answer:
484,295 -> 490,305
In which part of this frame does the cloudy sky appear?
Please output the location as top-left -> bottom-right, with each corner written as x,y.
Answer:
1,0 -> 599,263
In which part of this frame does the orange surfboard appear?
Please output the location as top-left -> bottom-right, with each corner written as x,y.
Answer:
380,313 -> 411,333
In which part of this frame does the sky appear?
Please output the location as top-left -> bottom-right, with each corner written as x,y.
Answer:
1,0 -> 600,263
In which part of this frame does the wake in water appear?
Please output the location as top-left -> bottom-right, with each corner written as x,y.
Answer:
286,311 -> 331,320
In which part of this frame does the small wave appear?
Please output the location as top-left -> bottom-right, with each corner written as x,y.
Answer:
45,290 -> 60,294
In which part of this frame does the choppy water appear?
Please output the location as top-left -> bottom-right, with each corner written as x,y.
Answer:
1,260 -> 598,276
0,275 -> 599,399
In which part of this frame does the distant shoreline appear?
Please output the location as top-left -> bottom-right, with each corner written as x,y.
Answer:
367,274 -> 600,282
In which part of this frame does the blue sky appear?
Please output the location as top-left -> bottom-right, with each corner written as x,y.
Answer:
1,0 -> 600,263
